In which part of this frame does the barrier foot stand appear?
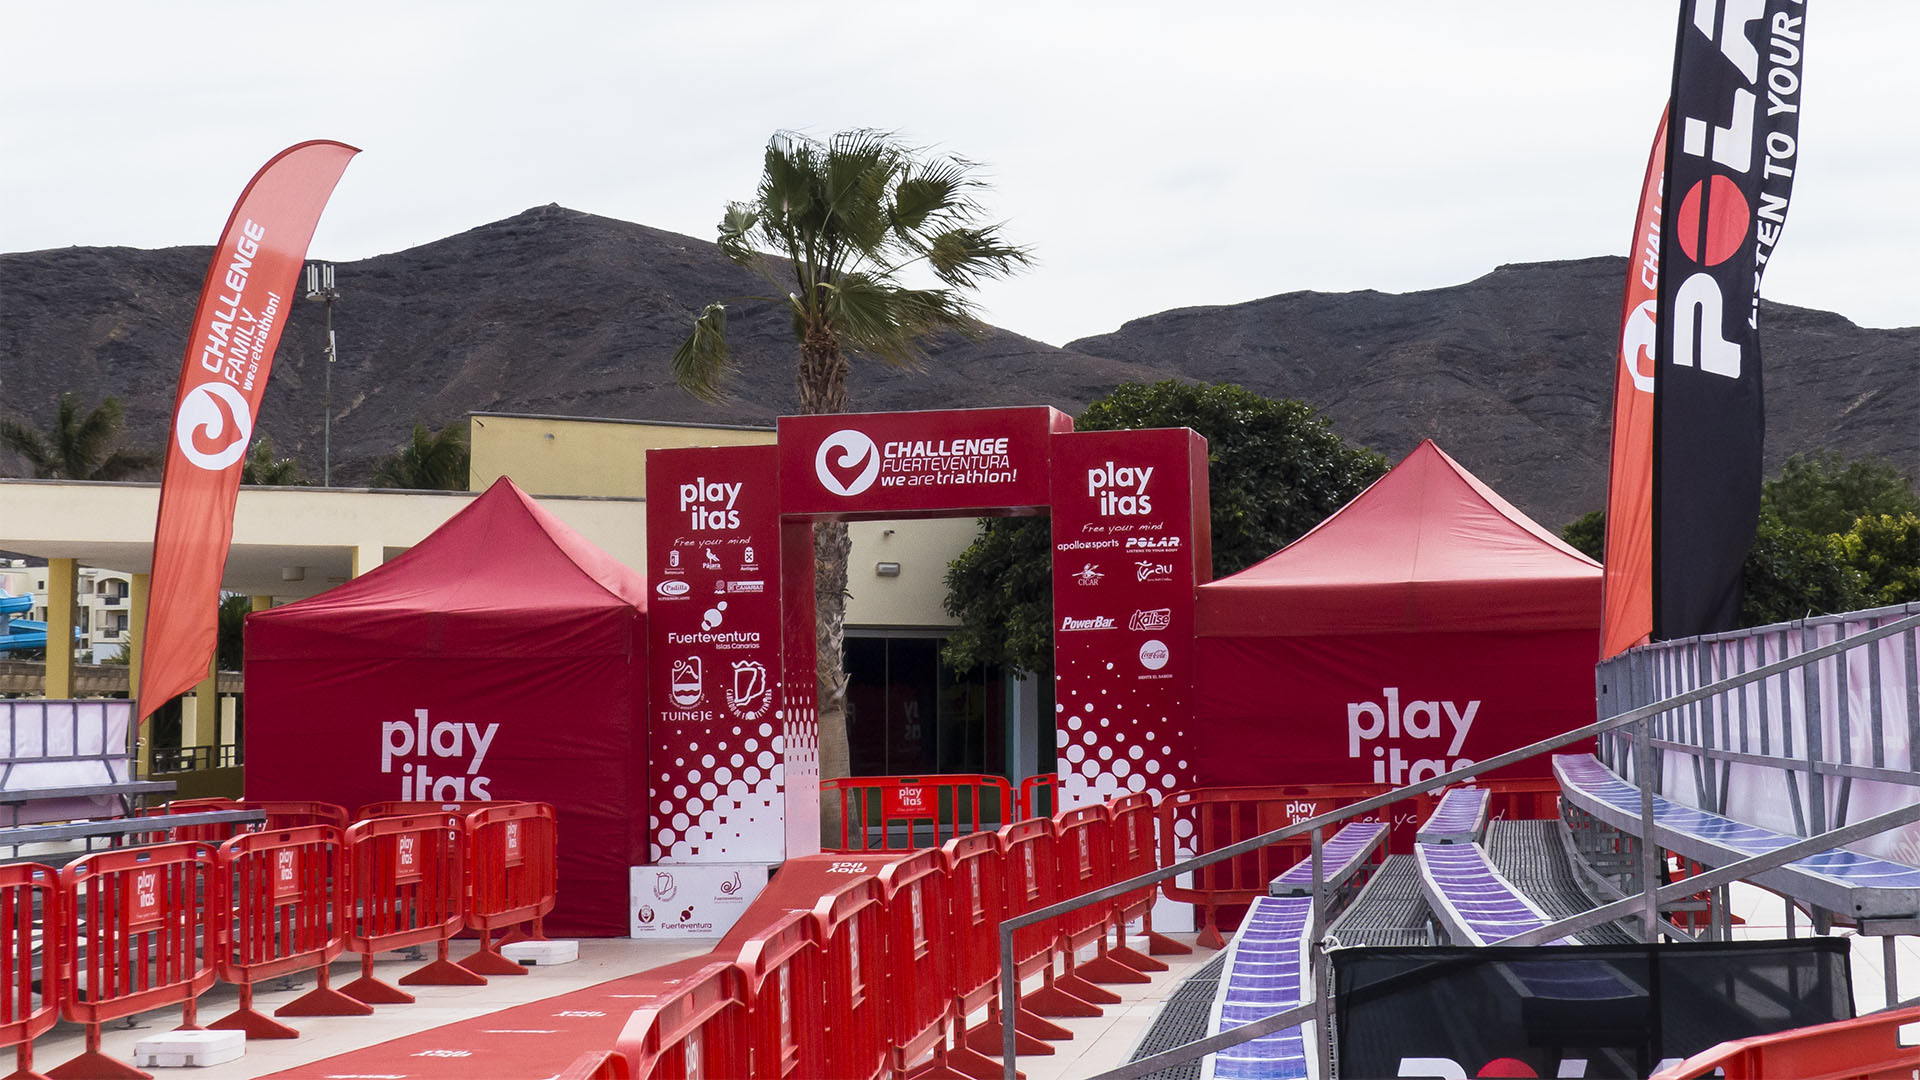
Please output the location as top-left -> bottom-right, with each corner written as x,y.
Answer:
209,984 -> 300,1040
4,1041 -> 51,1080
1103,929 -> 1169,975
1071,942 -> 1152,987
1056,969 -> 1125,1003
941,1039 -> 1020,1080
1012,1004 -> 1073,1041
458,931 -> 529,977
339,953 -> 417,1005
45,1025 -> 150,1080
1144,925 -> 1192,956
962,1017 -> 1053,1059
399,940 -> 488,987
1020,969 -> 1100,1021
1195,907 -> 1228,951
278,964 -> 375,1018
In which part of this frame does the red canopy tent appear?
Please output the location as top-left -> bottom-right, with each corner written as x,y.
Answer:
245,477 -> 647,936
1192,440 -> 1600,789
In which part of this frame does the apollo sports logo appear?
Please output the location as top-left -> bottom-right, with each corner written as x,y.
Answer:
174,382 -> 253,471
814,428 -> 1016,495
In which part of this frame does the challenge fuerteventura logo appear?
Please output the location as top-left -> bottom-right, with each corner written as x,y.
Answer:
174,382 -> 253,471
815,429 -> 881,496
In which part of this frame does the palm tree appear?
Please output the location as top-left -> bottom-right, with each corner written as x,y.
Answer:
369,423 -> 470,490
672,129 -> 1032,837
241,437 -> 307,486
0,393 -> 159,480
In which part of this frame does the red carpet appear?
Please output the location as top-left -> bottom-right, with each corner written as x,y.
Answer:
261,957 -> 710,1079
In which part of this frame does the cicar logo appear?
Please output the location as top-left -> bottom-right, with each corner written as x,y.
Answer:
815,429 -> 880,496
174,382 -> 253,471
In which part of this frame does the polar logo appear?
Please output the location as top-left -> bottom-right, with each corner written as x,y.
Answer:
1620,299 -> 1657,394
815,429 -> 880,496
174,382 -> 252,470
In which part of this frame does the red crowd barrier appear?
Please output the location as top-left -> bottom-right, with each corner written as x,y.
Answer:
339,812 -> 483,1004
814,872 -> 890,1079
244,800 -> 350,831
1650,1000 -> 1920,1079
613,961 -> 751,1079
356,799 -> 518,820
824,774 -> 1018,853
1108,791 -> 1187,962
459,802 -> 559,976
208,825 -> 369,1040
1019,774 -> 1057,820
735,910 -> 821,1077
945,831 -> 1048,1063
55,842 -> 217,1077
1053,803 -> 1147,998
0,864 -> 58,1080
876,851 -> 955,1079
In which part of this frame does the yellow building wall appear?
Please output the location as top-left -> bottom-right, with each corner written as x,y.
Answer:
469,414 -> 774,497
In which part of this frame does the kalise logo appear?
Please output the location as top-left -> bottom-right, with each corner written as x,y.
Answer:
380,708 -> 498,800
1059,615 -> 1116,632
815,429 -> 880,496
1129,608 -> 1172,632
679,476 -> 742,531
1086,461 -> 1153,516
1347,687 -> 1479,786
175,382 -> 253,471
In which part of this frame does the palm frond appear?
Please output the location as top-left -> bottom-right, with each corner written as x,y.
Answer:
670,303 -> 733,403
925,224 -> 1034,289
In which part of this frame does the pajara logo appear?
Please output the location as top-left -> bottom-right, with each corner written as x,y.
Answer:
815,429 -> 880,496
1073,564 -> 1104,586
1059,615 -> 1116,632
1129,608 -> 1172,632
1347,686 -> 1480,785
175,382 -> 253,471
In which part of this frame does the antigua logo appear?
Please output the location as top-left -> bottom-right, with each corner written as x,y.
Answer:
174,382 -> 252,470
815,429 -> 880,496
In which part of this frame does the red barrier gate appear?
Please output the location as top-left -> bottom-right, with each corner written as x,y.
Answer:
0,864 -> 58,1080
355,799 -> 518,821
946,832 -> 1044,1066
613,961 -> 751,1079
242,800 -> 350,831
208,826 -> 369,1039
813,875 -> 890,1080
734,910 -> 822,1078
1108,792 -> 1186,962
55,842 -> 217,1077
1018,774 -> 1056,821
994,818 -> 1077,1042
824,775 -> 1018,853
339,812 -> 481,1004
876,850 -> 956,1079
459,803 -> 559,976
1052,805 -> 1145,995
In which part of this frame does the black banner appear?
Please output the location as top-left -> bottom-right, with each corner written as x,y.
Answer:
1333,938 -> 1849,1078
1653,1 -> 1806,638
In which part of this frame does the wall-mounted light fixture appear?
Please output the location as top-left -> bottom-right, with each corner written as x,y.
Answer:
280,566 -> 306,582
875,562 -> 901,577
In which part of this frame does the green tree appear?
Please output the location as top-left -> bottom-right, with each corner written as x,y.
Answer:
1560,509 -> 1605,562
1741,516 -> 1866,625
670,129 -> 1032,819
0,392 -> 159,480
943,381 -> 1387,677
370,423 -> 470,491
216,594 -> 252,672
240,436 -> 307,486
1761,452 -> 1920,536
1836,513 -> 1920,607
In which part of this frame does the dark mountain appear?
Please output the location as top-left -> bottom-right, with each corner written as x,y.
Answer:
1068,259 -> 1920,528
3,205 -> 1914,530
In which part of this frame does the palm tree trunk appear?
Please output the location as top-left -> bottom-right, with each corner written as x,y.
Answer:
799,328 -> 854,848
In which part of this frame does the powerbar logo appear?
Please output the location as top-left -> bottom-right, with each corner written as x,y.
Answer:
1129,608 -> 1171,632
1086,461 -> 1152,516
1347,687 -> 1478,786
1059,615 -> 1116,632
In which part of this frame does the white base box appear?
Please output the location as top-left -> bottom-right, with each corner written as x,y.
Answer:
502,939 -> 579,965
631,862 -> 770,938
133,1029 -> 245,1068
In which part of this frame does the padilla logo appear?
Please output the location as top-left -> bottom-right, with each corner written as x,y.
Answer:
655,580 -> 691,599
1129,608 -> 1172,632
815,429 -> 880,496
1059,615 -> 1116,632
174,382 -> 253,471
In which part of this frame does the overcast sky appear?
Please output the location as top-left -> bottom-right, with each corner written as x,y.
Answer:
4,2 -> 1916,347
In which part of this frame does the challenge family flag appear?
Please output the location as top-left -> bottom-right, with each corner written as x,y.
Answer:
1652,2 -> 1805,639
138,141 -> 359,720
1600,110 -> 1667,660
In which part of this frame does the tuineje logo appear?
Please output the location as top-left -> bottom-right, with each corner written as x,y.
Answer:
1129,608 -> 1172,632
1347,686 -> 1480,786
815,429 -> 880,496
1059,615 -> 1116,632
1086,461 -> 1153,516
175,382 -> 253,471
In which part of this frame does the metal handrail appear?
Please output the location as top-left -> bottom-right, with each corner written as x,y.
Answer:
994,609 -> 1920,1079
